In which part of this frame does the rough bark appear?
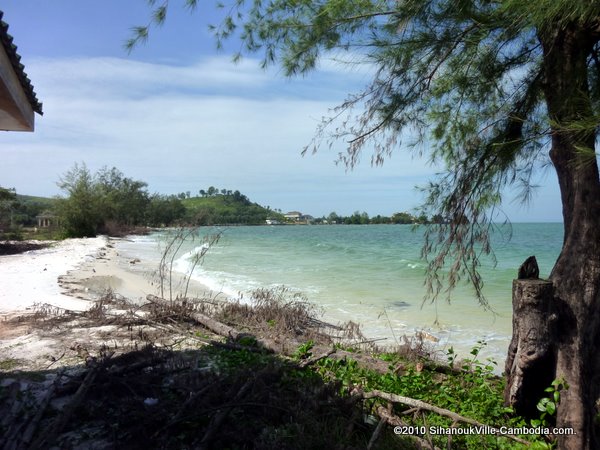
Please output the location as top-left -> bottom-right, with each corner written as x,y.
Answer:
504,279 -> 557,417
537,20 -> 600,450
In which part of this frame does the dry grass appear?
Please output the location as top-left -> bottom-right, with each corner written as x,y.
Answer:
216,287 -> 329,342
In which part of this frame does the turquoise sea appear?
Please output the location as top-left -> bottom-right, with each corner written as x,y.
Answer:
119,223 -> 563,369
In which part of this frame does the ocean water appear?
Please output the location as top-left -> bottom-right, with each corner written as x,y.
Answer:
118,223 -> 563,368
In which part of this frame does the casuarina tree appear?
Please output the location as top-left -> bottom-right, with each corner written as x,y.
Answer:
130,2 -> 600,447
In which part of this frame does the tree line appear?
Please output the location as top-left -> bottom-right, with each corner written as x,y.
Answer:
316,211 -> 437,225
0,164 -> 447,240
0,164 -> 279,239
174,187 -> 250,203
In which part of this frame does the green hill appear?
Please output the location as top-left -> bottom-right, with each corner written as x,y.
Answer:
182,192 -> 283,225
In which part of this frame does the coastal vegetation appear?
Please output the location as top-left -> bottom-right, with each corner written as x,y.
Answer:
315,211 -> 430,225
0,165 -> 274,239
1,282 -> 549,449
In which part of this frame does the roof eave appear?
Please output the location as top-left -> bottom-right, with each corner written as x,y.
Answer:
0,11 -> 43,132
0,41 -> 34,131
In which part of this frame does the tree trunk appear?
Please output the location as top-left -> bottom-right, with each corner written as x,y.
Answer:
537,22 -> 600,449
504,279 -> 557,417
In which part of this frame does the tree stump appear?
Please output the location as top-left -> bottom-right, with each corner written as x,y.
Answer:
504,278 -> 557,417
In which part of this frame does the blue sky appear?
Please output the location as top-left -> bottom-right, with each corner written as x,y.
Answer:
1,1 -> 562,220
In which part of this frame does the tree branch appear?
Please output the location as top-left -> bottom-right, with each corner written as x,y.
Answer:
353,388 -> 531,446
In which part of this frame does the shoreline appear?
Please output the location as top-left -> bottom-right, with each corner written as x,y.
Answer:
0,235 -> 218,371
55,236 -> 218,310
0,235 -> 217,319
0,233 -> 509,372
0,234 -> 219,322
0,237 -> 108,317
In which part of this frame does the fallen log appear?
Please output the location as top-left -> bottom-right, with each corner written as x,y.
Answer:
147,294 -> 239,337
353,388 -> 531,446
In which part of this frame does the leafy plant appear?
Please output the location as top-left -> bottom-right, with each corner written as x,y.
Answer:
446,346 -> 456,368
293,340 -> 314,360
532,378 -> 569,427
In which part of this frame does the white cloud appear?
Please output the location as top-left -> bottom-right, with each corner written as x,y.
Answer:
30,56 -> 272,99
0,54 -> 561,220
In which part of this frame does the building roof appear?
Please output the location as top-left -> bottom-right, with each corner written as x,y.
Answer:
0,10 -> 43,116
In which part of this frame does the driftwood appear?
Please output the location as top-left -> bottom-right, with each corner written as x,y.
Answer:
30,367 -> 99,449
354,388 -> 531,446
298,347 -> 336,368
0,370 -> 65,450
504,279 -> 557,417
147,294 -> 240,334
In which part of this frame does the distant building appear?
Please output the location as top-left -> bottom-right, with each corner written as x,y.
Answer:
284,211 -> 314,224
0,10 -> 43,131
284,211 -> 303,221
36,211 -> 57,228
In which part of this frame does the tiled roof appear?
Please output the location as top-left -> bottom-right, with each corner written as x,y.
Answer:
0,10 -> 43,115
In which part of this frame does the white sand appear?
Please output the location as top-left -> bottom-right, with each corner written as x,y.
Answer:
0,237 -> 108,315
0,235 -> 184,370
0,234 -> 212,319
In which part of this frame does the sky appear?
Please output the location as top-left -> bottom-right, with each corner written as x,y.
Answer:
1,1 -> 563,221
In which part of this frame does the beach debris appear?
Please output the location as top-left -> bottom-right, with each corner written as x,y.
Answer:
415,330 -> 439,343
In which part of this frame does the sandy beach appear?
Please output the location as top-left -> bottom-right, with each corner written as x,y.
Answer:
0,235 -> 214,371
0,237 -> 109,316
0,236 -> 151,317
